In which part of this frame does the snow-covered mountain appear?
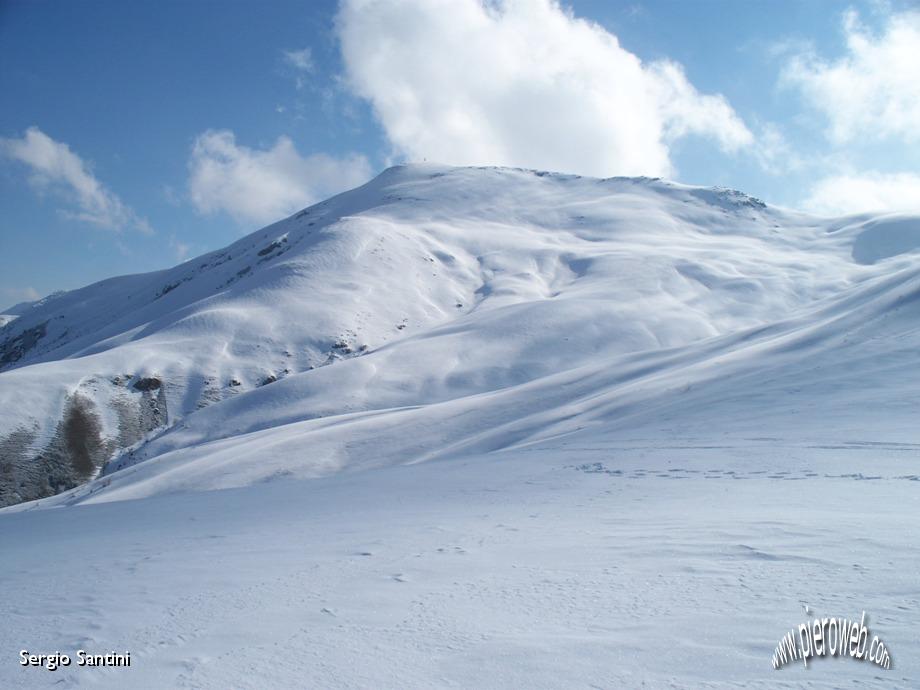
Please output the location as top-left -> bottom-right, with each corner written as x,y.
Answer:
3,165 -> 920,689
1,164 -> 919,508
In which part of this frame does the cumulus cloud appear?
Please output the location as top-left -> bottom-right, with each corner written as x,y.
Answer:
187,129 -> 372,225
336,0 -> 752,178
783,9 -> 920,144
0,127 -> 151,233
804,172 -> 920,216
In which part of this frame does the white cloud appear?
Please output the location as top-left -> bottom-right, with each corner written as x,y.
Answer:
751,122 -> 803,176
187,129 -> 372,225
804,172 -> 920,215
336,0 -> 752,178
283,48 -> 315,72
783,9 -> 920,144
648,61 -> 751,152
0,127 -> 151,233
283,48 -> 315,90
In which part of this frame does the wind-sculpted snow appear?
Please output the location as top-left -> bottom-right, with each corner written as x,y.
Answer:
1,164 -> 919,507
849,215 -> 920,265
3,445 -> 919,688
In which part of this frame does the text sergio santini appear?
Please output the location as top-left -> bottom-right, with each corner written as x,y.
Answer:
20,649 -> 131,671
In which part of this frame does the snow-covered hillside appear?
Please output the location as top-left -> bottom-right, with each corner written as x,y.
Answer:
2,165 -> 919,688
2,164 -> 919,507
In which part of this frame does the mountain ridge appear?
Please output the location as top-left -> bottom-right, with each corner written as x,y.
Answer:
2,164 -> 919,508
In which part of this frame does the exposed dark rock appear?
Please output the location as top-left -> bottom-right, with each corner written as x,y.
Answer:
0,320 -> 48,369
257,238 -> 286,256
156,282 -> 180,299
133,376 -> 162,392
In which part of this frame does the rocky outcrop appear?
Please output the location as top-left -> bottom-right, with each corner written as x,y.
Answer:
0,320 -> 47,369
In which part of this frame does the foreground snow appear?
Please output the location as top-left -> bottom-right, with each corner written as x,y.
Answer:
2,438 -> 917,688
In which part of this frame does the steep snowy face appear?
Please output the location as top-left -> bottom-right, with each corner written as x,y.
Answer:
1,165 -> 918,507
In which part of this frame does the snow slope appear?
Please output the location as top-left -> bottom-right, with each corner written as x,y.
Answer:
3,445 -> 919,689
2,165 -> 919,687
3,164 -> 919,506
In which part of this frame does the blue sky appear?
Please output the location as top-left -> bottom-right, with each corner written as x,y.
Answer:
1,0 -> 919,306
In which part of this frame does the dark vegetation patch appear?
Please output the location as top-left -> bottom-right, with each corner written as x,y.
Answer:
0,425 -> 39,507
61,394 -> 105,477
0,381 -> 169,508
